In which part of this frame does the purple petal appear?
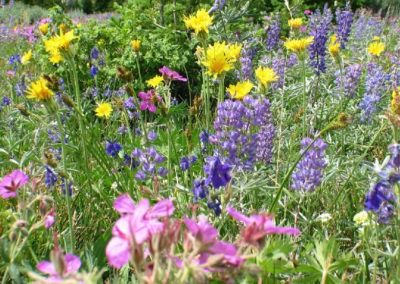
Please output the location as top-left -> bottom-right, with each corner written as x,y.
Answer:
226,207 -> 251,225
146,199 -> 174,219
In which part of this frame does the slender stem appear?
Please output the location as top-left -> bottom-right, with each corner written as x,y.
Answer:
301,57 -> 307,137
218,75 -> 225,104
135,53 -> 143,90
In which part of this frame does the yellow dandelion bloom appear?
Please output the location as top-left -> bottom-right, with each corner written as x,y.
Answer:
367,41 -> 385,57
329,34 -> 340,56
284,36 -> 314,52
146,75 -> 163,87
131,39 -> 141,52
39,23 -> 49,35
21,49 -> 33,64
202,41 -> 234,79
288,18 -> 303,29
373,36 -> 380,41
25,77 -> 54,101
184,9 -> 213,35
228,43 -> 242,62
43,29 -> 77,64
95,102 -> 113,119
255,66 -> 278,88
226,81 -> 254,100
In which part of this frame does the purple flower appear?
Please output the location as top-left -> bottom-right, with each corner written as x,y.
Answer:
90,64 -> 99,77
266,15 -> 281,51
0,170 -> 29,199
105,140 -> 123,157
44,208 -> 55,229
1,96 -> 11,106
45,166 -> 58,188
193,178 -> 207,202
90,46 -> 99,59
307,4 -> 332,74
204,156 -> 232,189
123,97 -> 136,110
148,131 -> 157,141
271,51 -> 285,89
335,2 -> 354,49
358,62 -> 388,122
37,252 -> 81,280
132,146 -> 167,180
159,66 -> 187,82
138,89 -> 162,113
210,97 -> 275,170
334,63 -> 362,98
209,0 -> 226,13
238,40 -> 257,80
291,137 -> 327,192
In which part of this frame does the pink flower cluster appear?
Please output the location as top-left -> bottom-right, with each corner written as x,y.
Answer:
0,170 -> 29,199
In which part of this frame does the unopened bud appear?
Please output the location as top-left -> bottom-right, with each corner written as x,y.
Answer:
16,104 -> 30,116
61,95 -> 75,108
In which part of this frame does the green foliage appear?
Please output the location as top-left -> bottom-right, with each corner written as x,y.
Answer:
0,2 -> 49,24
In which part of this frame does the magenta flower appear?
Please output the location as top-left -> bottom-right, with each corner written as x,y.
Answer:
0,170 -> 29,199
227,207 -> 300,235
45,208 -> 55,229
106,197 -> 174,268
183,215 -> 218,244
37,253 -> 81,280
138,89 -> 162,113
159,66 -> 187,82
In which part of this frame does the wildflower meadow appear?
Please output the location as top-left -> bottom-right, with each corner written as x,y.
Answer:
1,0 -> 400,282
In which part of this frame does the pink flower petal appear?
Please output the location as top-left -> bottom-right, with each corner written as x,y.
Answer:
106,237 -> 131,269
64,254 -> 81,273
114,193 -> 136,214
37,261 -> 57,276
146,199 -> 174,219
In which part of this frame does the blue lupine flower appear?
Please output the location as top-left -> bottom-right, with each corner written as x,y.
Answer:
1,96 -> 11,106
148,131 -> 157,141
193,178 -> 207,202
204,156 -> 232,189
334,63 -> 362,98
180,157 -> 190,171
105,140 -> 122,157
90,64 -> 99,77
90,46 -> 99,60
291,137 -> 327,192
45,166 -> 58,187
335,2 -> 354,49
266,15 -> 281,51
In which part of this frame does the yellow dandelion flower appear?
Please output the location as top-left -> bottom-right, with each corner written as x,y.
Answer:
184,9 -> 213,35
25,77 -> 54,101
367,41 -> 385,57
288,18 -> 303,29
226,81 -> 254,100
95,102 -> 113,119
146,75 -> 163,87
43,29 -> 77,64
202,41 -> 234,79
38,23 -> 49,35
284,36 -> 314,52
21,49 -> 33,64
131,39 -> 141,52
255,66 -> 278,88
373,36 -> 380,41
329,34 -> 340,56
228,43 -> 242,62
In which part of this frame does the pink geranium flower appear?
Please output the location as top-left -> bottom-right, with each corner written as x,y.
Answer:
0,170 -> 29,199
138,89 -> 162,113
37,252 -> 81,280
106,197 -> 174,268
159,66 -> 187,82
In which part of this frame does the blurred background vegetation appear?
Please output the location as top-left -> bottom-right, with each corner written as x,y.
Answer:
1,0 -> 399,16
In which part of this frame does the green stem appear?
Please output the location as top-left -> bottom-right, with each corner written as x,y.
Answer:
135,53 -> 143,90
218,75 -> 225,104
301,58 -> 307,137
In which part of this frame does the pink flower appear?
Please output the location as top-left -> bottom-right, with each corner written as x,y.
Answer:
183,215 -> 218,244
227,207 -> 300,235
106,197 -> 174,268
37,252 -> 81,280
159,66 -> 187,82
6,70 -> 15,76
138,89 -> 162,113
45,208 -> 55,229
0,170 -> 29,199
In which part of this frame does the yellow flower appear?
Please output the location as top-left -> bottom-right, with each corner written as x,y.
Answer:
98,39 -> 105,46
367,41 -> 385,57
202,41 -> 234,79
146,75 -> 163,87
183,9 -> 213,35
228,43 -> 242,62
328,34 -> 340,56
43,30 -> 77,64
373,36 -> 380,41
39,23 -> 49,35
226,81 -> 254,100
255,66 -> 278,88
25,77 -> 54,101
284,36 -> 314,52
21,49 -> 33,64
288,18 -> 303,29
391,87 -> 400,115
95,102 -> 113,119
131,39 -> 141,52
